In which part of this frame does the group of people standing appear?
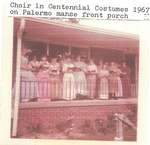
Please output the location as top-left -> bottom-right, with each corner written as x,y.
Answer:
20,48 -> 131,102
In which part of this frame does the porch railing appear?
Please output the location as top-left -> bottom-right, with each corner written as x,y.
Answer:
15,79 -> 137,103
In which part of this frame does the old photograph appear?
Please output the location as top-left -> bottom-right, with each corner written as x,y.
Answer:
11,17 -> 139,141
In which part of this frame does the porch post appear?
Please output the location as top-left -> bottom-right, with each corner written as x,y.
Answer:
114,113 -> 124,141
88,47 -> 91,59
46,43 -> 50,56
135,54 -> 139,97
68,44 -> 72,54
12,18 -> 25,137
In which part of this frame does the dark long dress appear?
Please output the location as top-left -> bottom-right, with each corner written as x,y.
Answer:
49,63 -> 61,100
120,66 -> 131,97
86,64 -> 97,99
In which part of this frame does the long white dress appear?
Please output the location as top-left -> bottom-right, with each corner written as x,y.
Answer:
74,61 -> 87,96
98,69 -> 109,99
116,69 -> 123,97
62,63 -> 76,100
20,56 -> 38,102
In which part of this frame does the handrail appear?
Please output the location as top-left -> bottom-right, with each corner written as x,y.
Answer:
114,113 -> 136,141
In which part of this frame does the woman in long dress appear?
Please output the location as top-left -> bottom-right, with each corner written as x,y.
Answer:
109,62 -> 123,98
37,56 -> 50,102
98,64 -> 109,99
86,59 -> 97,99
62,57 -> 76,100
116,63 -> 123,98
73,56 -> 87,97
20,48 -> 38,102
120,62 -> 131,97
49,58 -> 61,100
29,55 -> 40,75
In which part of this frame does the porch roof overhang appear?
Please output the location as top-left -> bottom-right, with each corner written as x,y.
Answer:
14,18 -> 139,54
